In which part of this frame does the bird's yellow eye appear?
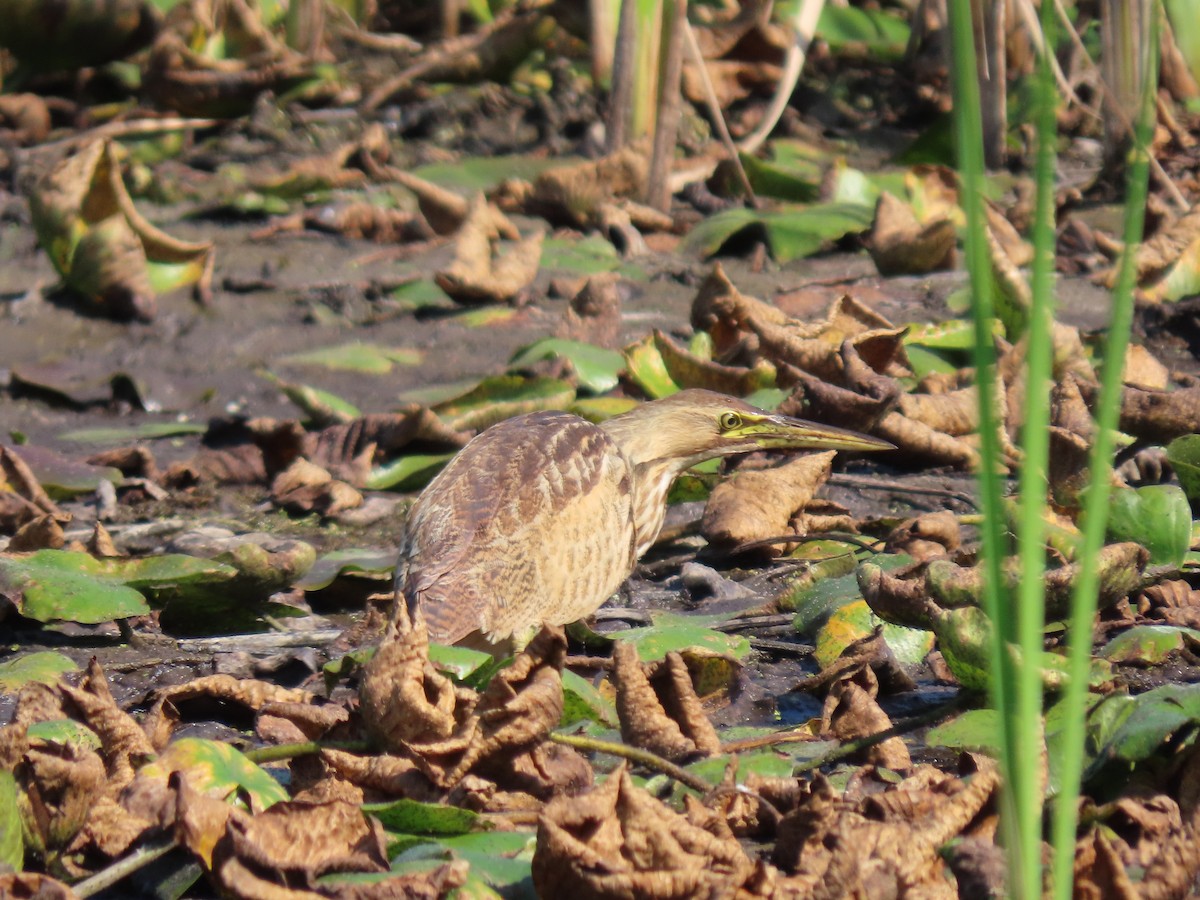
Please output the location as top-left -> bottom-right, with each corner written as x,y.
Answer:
718,412 -> 742,431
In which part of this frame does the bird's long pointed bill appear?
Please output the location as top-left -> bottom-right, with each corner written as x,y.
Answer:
745,416 -> 896,452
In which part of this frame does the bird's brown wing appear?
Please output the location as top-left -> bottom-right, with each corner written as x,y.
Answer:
397,411 -> 636,645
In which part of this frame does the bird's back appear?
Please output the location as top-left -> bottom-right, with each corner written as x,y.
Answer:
396,410 -> 637,645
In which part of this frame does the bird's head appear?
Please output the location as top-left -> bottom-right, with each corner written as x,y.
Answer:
601,389 -> 894,471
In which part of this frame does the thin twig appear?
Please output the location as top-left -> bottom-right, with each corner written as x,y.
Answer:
1052,0 -> 1188,210
549,731 -> 713,793
243,739 -> 372,764
827,473 -> 980,510
737,0 -> 825,155
682,20 -> 757,205
73,837 -> 179,899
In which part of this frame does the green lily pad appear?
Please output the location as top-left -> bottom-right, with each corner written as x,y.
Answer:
139,738 -> 287,812
1106,485 -> 1192,566
1096,682 -> 1200,764
58,422 -> 209,443
787,554 -> 912,632
540,235 -> 622,275
277,342 -> 422,374
0,553 -> 149,624
817,5 -> 910,56
363,798 -> 480,836
432,376 -> 575,432
293,549 -> 394,591
365,452 -> 456,492
623,336 -> 680,399
924,708 -> 1000,753
562,669 -> 618,727
0,651 -> 79,691
428,643 -> 496,682
0,550 -> 238,624
390,278 -> 456,312
26,718 -> 102,751
413,154 -> 564,192
682,202 -> 873,262
260,372 -> 360,426
611,613 -> 750,661
814,599 -> 934,669
1100,625 -> 1200,665
509,338 -> 624,395
1166,434 -> 1200,502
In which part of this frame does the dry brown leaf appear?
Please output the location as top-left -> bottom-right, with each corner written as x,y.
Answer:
358,602 -> 479,785
204,792 -> 400,899
307,409 -> 470,487
774,756 -> 999,897
142,675 -> 314,749
435,195 -> 543,304
0,93 -> 51,145
612,642 -> 721,763
784,370 -> 898,436
556,273 -> 623,348
875,410 -> 983,470
452,628 -> 580,797
59,659 -> 156,789
1109,382 -> 1200,444
867,191 -> 957,276
821,668 -> 911,770
319,749 -> 438,802
530,145 -> 649,227
270,458 -> 363,517
8,513 -> 65,551
897,386 -> 979,436
1122,345 -> 1170,390
70,793 -> 154,859
0,446 -> 66,535
16,741 -> 108,853
0,873 -> 78,899
884,510 -> 961,561
652,329 -> 777,396
533,763 -> 760,899
701,451 -> 835,552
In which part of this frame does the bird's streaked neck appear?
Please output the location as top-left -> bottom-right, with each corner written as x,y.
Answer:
628,453 -> 711,557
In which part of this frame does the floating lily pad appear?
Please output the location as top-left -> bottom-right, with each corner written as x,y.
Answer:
363,798 -> 480,836
0,550 -> 238,624
683,202 -> 873,262
814,599 -> 934,669
509,338 -> 624,394
7,444 -> 122,497
611,613 -> 750,661
58,421 -> 208,443
540,234 -> 622,275
432,375 -> 575,432
1105,485 -> 1191,566
138,737 -> 287,812
365,452 -> 456,492
277,342 -> 422,374
1099,625 -> 1200,665
0,651 -> 79,691
293,549 -> 394,591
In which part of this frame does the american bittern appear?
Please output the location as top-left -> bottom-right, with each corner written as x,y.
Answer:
396,389 -> 892,648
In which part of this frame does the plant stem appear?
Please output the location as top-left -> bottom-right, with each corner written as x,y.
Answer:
1012,0 -> 1060,888
947,0 -> 1029,892
549,731 -> 713,793
1050,6 -> 1158,898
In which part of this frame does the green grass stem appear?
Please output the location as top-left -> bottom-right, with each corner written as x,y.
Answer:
947,0 -> 1033,891
1012,0 -> 1060,888
1049,8 -> 1159,898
